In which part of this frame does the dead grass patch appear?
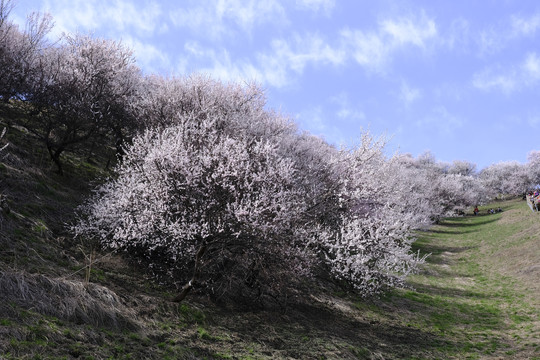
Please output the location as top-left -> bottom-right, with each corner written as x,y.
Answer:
0,270 -> 138,330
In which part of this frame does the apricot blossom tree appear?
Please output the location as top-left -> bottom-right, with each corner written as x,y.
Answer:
74,80 -> 426,302
0,0 -> 52,102
479,161 -> 530,198
27,34 -> 140,173
74,82 -> 315,302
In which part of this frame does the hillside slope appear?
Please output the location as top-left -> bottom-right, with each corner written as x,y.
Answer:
405,200 -> 540,359
0,103 -> 539,359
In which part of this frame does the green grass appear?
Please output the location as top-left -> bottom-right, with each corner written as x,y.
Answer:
177,303 -> 206,324
197,326 -> 213,340
378,199 -> 540,358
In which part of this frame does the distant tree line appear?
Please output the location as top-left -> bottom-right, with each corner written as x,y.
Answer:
2,0 -> 539,304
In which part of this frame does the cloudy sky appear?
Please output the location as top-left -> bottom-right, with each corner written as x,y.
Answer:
10,0 -> 540,169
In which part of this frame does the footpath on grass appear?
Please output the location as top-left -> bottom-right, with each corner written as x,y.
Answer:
386,198 -> 540,359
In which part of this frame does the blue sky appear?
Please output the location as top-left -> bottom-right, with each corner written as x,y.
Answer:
10,0 -> 540,169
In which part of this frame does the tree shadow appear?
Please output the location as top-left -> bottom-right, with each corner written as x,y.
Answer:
212,296 -> 453,359
409,281 -> 494,300
439,216 -> 499,227
412,241 -> 478,257
429,228 -> 478,235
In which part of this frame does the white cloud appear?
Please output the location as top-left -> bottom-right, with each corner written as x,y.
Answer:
124,36 -> 172,74
268,34 -> 345,73
169,0 -> 287,40
380,15 -> 437,47
331,93 -> 365,121
472,67 -> 517,94
42,0 -> 99,37
340,29 -> 387,71
178,10 -> 439,88
254,51 -> 291,88
336,108 -> 364,120
169,7 -> 223,39
444,18 -> 470,51
527,114 -> 540,128
296,106 -> 348,145
524,110 -> 540,130
295,0 -> 335,15
223,0 -> 287,31
103,0 -> 162,35
473,52 -> 540,94
21,1 -> 440,88
416,106 -> 463,135
474,13 -> 540,57
292,93 -> 366,147
524,53 -> 540,81
183,41 -> 285,87
477,27 -> 505,56
181,32 -> 347,88
41,0 -> 163,38
298,106 -> 326,133
399,81 -> 421,106
340,13 -> 438,72
433,82 -> 465,102
27,0 -> 167,73
511,13 -> 540,36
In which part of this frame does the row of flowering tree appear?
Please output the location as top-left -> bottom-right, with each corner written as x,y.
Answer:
2,2 -> 529,304
71,74 -> 495,302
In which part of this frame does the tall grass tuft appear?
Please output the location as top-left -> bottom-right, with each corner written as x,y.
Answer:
0,270 -> 138,329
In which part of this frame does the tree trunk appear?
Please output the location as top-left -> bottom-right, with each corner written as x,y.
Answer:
114,127 -> 126,162
46,143 -> 64,176
172,240 -> 207,302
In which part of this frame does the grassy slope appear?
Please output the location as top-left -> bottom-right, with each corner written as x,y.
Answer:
0,104 -> 539,359
394,200 -> 540,359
